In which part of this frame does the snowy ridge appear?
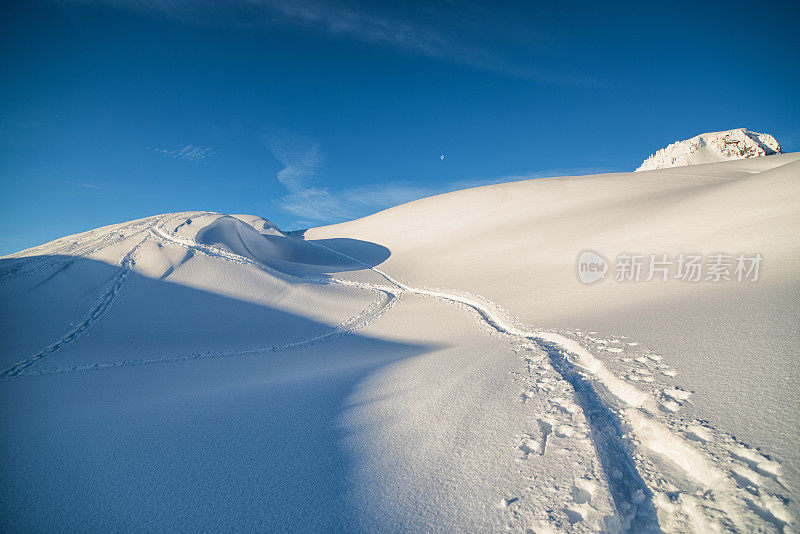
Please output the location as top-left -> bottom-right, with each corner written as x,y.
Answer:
636,128 -> 781,171
2,211 -> 794,531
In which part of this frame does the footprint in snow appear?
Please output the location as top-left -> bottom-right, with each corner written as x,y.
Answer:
519,435 -> 543,458
518,419 -> 554,457
684,424 -> 710,443
552,398 -> 579,416
563,506 -> 584,524
571,479 -> 595,505
554,424 -> 574,438
659,400 -> 681,412
662,387 -> 692,402
500,497 -> 518,508
730,446 -> 781,479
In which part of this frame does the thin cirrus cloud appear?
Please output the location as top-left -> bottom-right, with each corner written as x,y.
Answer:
265,132 -> 614,228
259,0 -> 584,85
267,133 -> 323,192
65,181 -> 110,189
154,145 -> 213,161
266,182 -> 439,226
267,173 -> 613,229
60,0 -> 589,85
263,130 -> 439,226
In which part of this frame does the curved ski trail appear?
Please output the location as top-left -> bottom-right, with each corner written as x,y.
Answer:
310,234 -> 795,533
21,289 -> 398,376
5,215 -> 400,377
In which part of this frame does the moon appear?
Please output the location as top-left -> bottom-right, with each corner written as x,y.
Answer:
440,154 -> 445,160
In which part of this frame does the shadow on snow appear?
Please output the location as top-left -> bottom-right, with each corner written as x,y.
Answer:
0,254 -> 429,532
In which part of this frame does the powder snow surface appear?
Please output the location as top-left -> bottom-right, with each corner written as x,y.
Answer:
2,153 -> 799,532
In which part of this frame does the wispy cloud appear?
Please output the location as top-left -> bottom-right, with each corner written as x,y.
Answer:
154,145 -> 213,161
65,180 -> 110,189
262,0 -> 471,62
264,129 -> 434,225
257,0 -> 582,85
265,182 -> 438,224
264,149 -> 616,229
267,133 -> 323,191
263,124 -> 616,229
60,0 -> 590,85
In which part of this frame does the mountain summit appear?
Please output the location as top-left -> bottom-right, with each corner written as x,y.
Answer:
636,128 -> 781,171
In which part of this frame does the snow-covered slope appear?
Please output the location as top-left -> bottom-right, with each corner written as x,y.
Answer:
2,153 -> 800,532
308,152 -> 800,530
636,128 -> 781,171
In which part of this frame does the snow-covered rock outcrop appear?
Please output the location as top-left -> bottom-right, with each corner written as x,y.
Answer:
636,128 -> 781,171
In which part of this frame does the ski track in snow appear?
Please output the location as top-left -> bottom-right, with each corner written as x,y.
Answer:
2,213 -> 400,378
0,216 -> 160,282
1,212 -> 794,532
0,231 -> 151,379
20,289 -> 398,376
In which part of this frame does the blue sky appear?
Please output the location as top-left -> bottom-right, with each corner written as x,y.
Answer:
2,0 -> 799,254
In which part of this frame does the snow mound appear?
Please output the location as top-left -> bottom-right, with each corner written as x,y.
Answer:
193,214 -> 358,272
635,128 -> 781,171
230,214 -> 285,236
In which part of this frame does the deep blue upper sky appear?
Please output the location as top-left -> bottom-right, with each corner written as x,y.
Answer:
2,0 -> 799,254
